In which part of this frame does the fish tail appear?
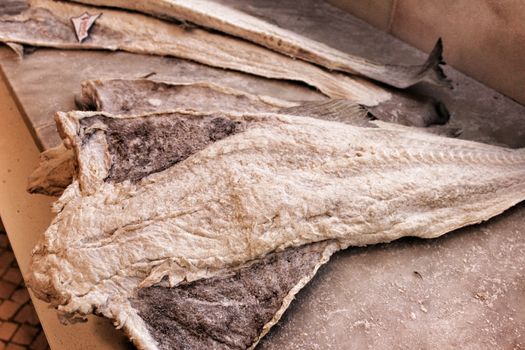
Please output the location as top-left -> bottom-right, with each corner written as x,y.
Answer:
419,38 -> 453,89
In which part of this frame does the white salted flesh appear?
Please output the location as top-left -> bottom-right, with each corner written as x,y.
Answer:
69,0 -> 448,88
29,112 -> 525,323
2,0 -> 390,106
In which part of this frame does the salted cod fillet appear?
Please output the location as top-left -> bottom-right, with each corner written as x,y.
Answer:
76,79 -> 450,128
69,0 -> 450,89
25,79 -> 300,196
28,107 -> 525,349
27,86 -> 366,348
28,79 -> 454,197
0,0 -> 388,106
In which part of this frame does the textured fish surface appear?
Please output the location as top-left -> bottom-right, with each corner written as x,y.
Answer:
27,79 -> 297,197
69,0 -> 450,89
28,108 -> 525,349
0,0 -> 388,106
28,79 -> 454,197
27,143 -> 76,196
75,79 -> 297,115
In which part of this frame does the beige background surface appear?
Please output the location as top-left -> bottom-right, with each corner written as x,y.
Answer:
328,0 -> 525,105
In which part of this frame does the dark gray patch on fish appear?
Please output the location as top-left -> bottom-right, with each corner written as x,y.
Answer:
79,114 -> 244,183
0,0 -> 28,16
131,243 -> 327,350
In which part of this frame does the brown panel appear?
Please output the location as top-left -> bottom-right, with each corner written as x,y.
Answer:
390,0 -> 525,105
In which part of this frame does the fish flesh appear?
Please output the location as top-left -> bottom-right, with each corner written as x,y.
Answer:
29,107 -> 525,349
74,79 -> 297,115
31,87 -> 361,348
0,0 -> 389,106
27,143 -> 76,196
28,79 -> 452,196
28,79 -> 297,196
69,0 -> 450,89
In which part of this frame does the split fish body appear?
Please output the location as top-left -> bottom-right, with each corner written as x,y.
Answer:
0,0 -> 388,106
69,0 -> 449,89
29,109 -> 525,330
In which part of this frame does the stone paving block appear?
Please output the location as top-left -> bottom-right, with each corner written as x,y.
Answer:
0,282 -> 16,300
11,325 -> 38,346
0,253 -> 14,276
0,230 -> 49,349
0,322 -> 17,342
0,302 -> 20,321
0,236 -> 8,250
8,290 -> 29,306
4,343 -> 24,350
13,305 -> 39,327
30,331 -> 48,350
1,270 -> 21,287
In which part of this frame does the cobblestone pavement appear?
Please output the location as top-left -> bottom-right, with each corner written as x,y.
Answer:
0,222 -> 49,350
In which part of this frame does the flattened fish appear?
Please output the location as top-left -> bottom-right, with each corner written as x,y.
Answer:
28,79 -> 450,196
28,80 -> 297,196
75,79 -> 297,115
0,0 -> 389,106
69,0 -> 450,89
77,79 -> 449,128
28,108 -> 525,349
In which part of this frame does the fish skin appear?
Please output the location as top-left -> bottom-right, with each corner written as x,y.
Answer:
27,79 -> 298,197
0,0 -> 389,106
27,143 -> 75,196
0,0 -> 28,15
27,82 -> 351,349
76,79 -> 297,115
68,0 -> 450,89
28,79 -> 455,197
28,109 -> 525,349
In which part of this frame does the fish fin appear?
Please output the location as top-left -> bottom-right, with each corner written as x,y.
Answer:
418,38 -> 453,89
279,99 -> 376,127
5,42 -> 24,59
27,144 -> 75,197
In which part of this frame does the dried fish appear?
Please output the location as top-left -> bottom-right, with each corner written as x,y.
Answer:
0,0 -> 389,106
70,0 -> 450,89
75,79 -> 297,114
27,143 -> 75,196
29,107 -> 525,349
28,79 -> 450,196
27,80 -> 298,196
